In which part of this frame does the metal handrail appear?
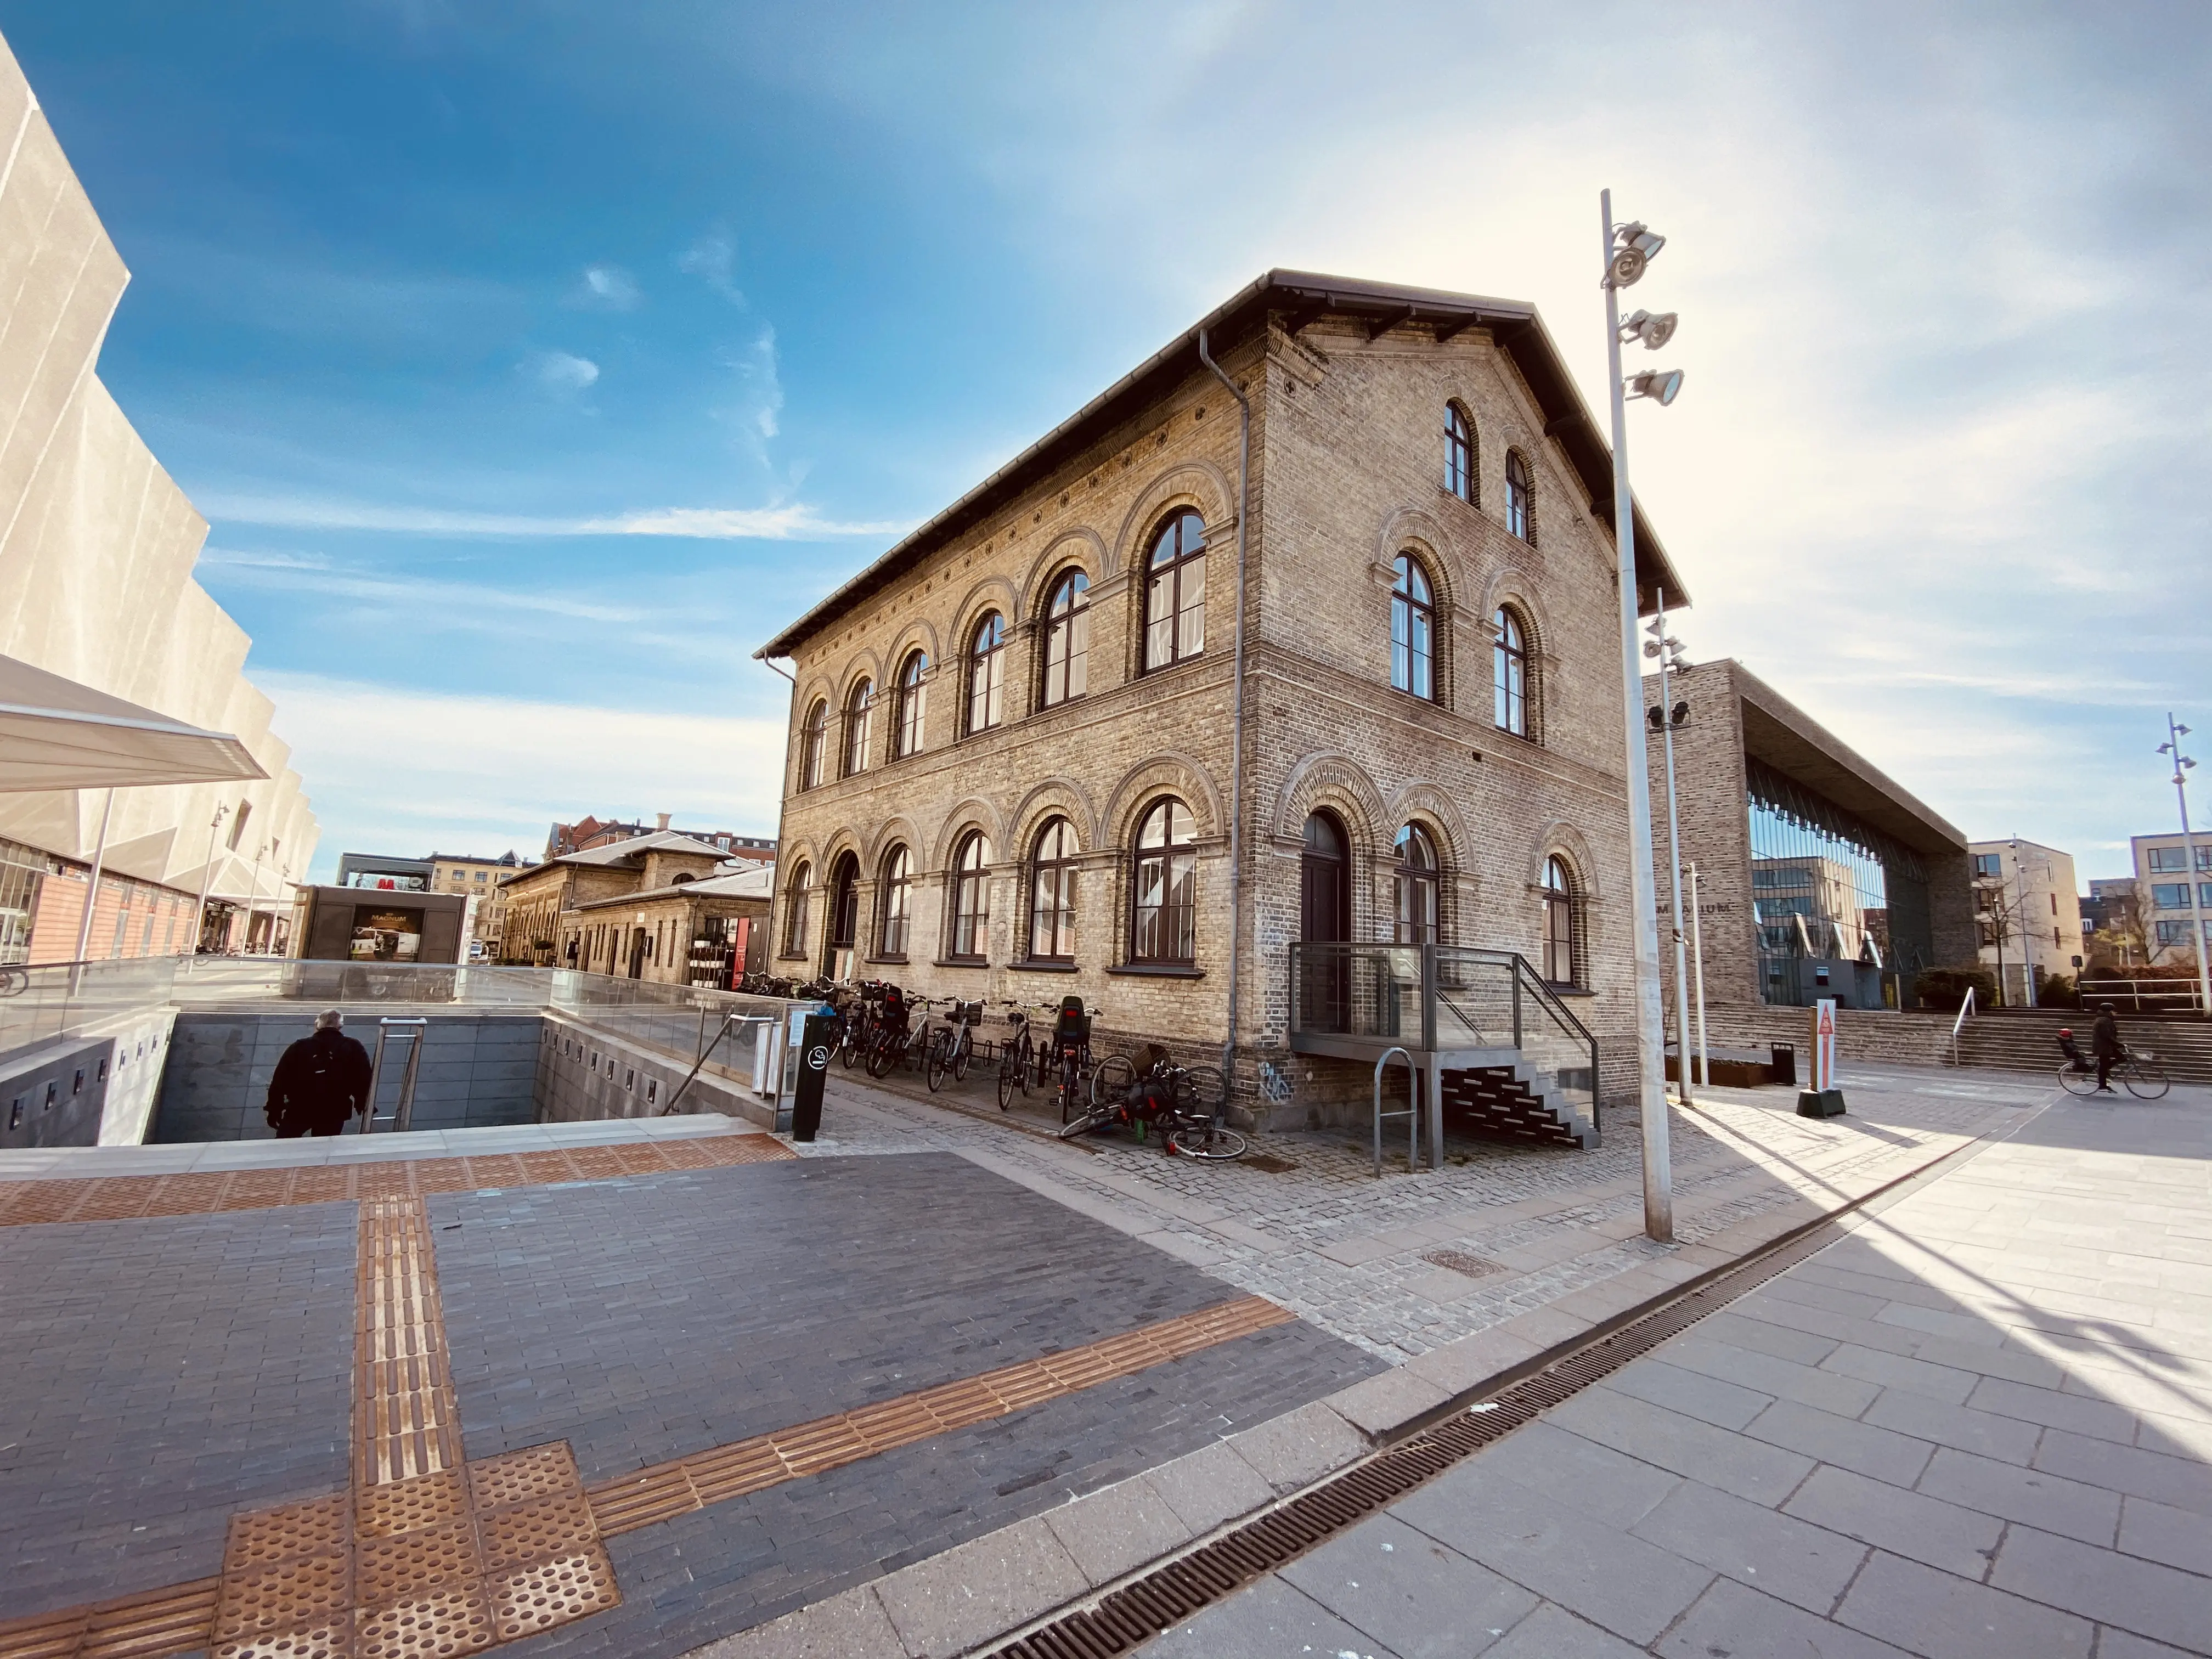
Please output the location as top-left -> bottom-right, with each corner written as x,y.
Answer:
664,1012 -> 779,1114
1949,985 -> 1976,1066
365,1017 -> 427,1132
1372,1045 -> 1418,1176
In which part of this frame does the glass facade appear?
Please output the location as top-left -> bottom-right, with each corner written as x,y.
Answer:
1747,761 -> 1932,1008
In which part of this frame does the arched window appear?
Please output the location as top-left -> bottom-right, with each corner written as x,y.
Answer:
949,832 -> 991,960
1493,607 -> 1530,737
1444,404 -> 1475,504
1505,450 -> 1533,541
894,650 -> 928,758
1394,825 -> 1439,945
1142,510 -> 1207,672
800,701 -> 828,790
1029,818 -> 1079,961
878,845 -> 911,957
826,852 -> 860,962
967,612 -> 1006,733
1391,554 -> 1435,699
1130,798 -> 1197,964
1041,569 -> 1091,707
842,679 -> 875,776
782,860 -> 812,956
1542,855 -> 1580,986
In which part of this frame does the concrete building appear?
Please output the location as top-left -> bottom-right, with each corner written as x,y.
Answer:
2083,876 -> 2145,970
498,830 -> 771,986
1644,659 -> 1976,1013
760,270 -> 1695,1130
546,813 -> 775,866
2134,830 -> 2212,968
1968,838 -> 2083,1004
0,32 -> 318,964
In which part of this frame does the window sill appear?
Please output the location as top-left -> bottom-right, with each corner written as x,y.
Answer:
865,953 -> 910,966
1544,984 -> 1596,998
932,957 -> 990,969
1008,958 -> 1079,974
1108,962 -> 1205,979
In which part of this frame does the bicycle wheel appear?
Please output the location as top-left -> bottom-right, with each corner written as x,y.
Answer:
839,1020 -> 864,1069
1057,1101 -> 1116,1139
2124,1058 -> 2171,1100
926,1032 -> 949,1092
997,1034 -> 1030,1110
1091,1054 -> 1137,1110
2058,1064 -> 2100,1097
1176,1065 -> 1228,1117
952,1031 -> 972,1082
1167,1121 -> 1247,1161
866,1032 -> 899,1079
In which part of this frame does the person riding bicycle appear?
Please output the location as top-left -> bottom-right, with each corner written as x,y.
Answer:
2091,1002 -> 2124,1093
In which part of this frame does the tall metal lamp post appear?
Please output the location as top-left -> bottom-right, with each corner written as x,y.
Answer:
1600,190 -> 1686,1241
2159,715 -> 2211,1018
1646,600 -> 1694,1101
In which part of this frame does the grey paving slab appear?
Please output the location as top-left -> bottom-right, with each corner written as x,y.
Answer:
1221,1399 -> 1367,1494
1627,1475 -> 1866,1614
1476,1601 -> 1645,1658
0,1202 -> 356,1621
1548,1384 -> 1816,1505
1989,1523 -> 2212,1654
2119,1493 -> 2212,1577
1276,1512 -> 1539,1659
1040,1474 -> 1191,1585
1744,1396 -> 1936,1487
1135,1573 -> 1405,1658
1596,1356 -> 1773,1430
1390,1463 -> 1716,1643
1916,1445 -> 2123,1544
1782,1463 -> 2004,1577
1835,1548 -> 2096,1659
1659,1331 -> 1882,1418
1656,1576 -> 1919,1659
2036,1426 -> 2212,1517
2097,1629 -> 2212,1659
1861,1386 -> 2044,1465
1469,1419 -> 1680,1531
1821,1340 -> 1984,1404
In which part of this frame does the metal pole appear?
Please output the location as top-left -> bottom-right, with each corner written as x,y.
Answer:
244,843 -> 266,955
2171,713 -> 2211,1018
2011,837 -> 2038,1008
190,804 -> 229,958
72,787 -> 117,965
1689,860 -> 1711,1089
1601,188 -> 1673,1241
1656,590 -> 1694,1104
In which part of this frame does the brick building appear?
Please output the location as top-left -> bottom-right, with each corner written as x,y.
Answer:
496,830 -> 769,986
546,813 -> 774,866
759,271 -> 1693,1126
1643,658 -> 1976,1014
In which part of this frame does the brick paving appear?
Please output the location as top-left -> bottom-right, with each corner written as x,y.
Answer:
1139,1082 -> 2212,1658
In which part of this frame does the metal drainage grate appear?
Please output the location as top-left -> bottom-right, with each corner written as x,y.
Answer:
994,1220 -> 1843,1659
1421,1248 -> 1506,1279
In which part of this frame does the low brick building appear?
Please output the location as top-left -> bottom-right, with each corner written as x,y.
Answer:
1642,658 -> 1976,1016
498,831 -> 769,985
759,271 -> 1694,1127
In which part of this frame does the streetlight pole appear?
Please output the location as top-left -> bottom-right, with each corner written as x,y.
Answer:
2010,837 -> 2038,1009
2162,714 -> 2210,1018
1600,188 -> 1683,1242
71,787 -> 117,966
191,803 -> 230,959
1647,592 -> 1694,1105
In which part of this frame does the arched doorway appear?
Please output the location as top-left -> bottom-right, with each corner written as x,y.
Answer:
824,851 -> 860,981
1299,811 -> 1350,1031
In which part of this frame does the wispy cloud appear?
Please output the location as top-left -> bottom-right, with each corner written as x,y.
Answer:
677,232 -> 746,304
577,263 -> 640,309
528,349 -> 600,394
198,546 -> 644,622
198,494 -> 902,539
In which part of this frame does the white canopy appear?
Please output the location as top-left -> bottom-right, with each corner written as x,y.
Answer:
0,653 -> 267,794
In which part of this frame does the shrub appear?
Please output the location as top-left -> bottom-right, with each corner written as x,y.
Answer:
1914,964 -> 1997,1012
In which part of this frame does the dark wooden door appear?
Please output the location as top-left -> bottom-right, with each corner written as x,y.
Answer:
1300,812 -> 1350,1030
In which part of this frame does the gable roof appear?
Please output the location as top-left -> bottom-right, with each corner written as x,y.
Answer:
568,861 -> 775,912
497,830 -> 729,885
758,269 -> 1688,661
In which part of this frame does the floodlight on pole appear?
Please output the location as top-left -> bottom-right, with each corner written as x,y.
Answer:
2163,712 -> 2211,1019
1600,188 -> 1683,1242
1628,368 -> 1685,406
1619,309 -> 1678,350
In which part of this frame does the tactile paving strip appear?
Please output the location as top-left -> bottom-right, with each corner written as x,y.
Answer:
0,1133 -> 795,1228
584,1294 -> 1297,1533
356,1199 -> 463,1487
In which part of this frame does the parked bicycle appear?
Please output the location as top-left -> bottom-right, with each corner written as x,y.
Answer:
997,1001 -> 1039,1111
863,984 -> 921,1079
1070,1045 -> 1244,1159
1041,996 -> 1101,1124
926,998 -> 984,1092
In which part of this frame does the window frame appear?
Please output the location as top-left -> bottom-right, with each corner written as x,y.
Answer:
1041,568 -> 1092,708
1391,553 -> 1437,701
841,679 -> 875,777
1128,797 -> 1198,966
1444,404 -> 1476,504
1141,510 -> 1208,673
1542,854 -> 1582,988
893,650 -> 929,759
966,612 -> 1007,735
1028,817 -> 1080,962
1505,449 -> 1534,542
877,844 -> 911,958
948,831 -> 991,961
1393,823 -> 1440,945
1493,606 -> 1531,738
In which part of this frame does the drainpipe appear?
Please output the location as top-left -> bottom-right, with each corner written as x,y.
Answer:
1197,327 -> 1251,1115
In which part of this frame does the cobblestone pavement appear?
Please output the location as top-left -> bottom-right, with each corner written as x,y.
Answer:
802,1063 -> 2049,1363
1139,1081 -> 2212,1658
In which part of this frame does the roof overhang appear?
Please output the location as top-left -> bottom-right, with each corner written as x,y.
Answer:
0,654 -> 267,794
1732,663 -> 1966,856
757,269 -> 1687,660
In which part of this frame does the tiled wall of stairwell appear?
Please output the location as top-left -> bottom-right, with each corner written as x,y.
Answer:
532,1014 -> 776,1131
149,1013 -> 542,1142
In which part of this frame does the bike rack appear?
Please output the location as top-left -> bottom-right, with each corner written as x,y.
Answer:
1372,1045 -> 1419,1177
365,1017 -> 427,1133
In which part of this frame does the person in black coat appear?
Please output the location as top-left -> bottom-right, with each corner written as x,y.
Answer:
265,1010 -> 374,1137
2091,1002 -> 2124,1093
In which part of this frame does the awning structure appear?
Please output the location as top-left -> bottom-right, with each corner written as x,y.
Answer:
0,653 -> 267,794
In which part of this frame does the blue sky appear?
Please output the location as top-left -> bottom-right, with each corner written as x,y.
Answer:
5,1 -> 2206,882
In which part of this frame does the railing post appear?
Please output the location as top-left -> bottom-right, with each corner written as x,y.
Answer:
1420,943 -> 1436,1054
1512,960 -> 1523,1051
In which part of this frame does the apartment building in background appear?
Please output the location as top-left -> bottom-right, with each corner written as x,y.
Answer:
2134,830 -> 2212,967
546,813 -> 775,866
1969,837 -> 2083,1003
